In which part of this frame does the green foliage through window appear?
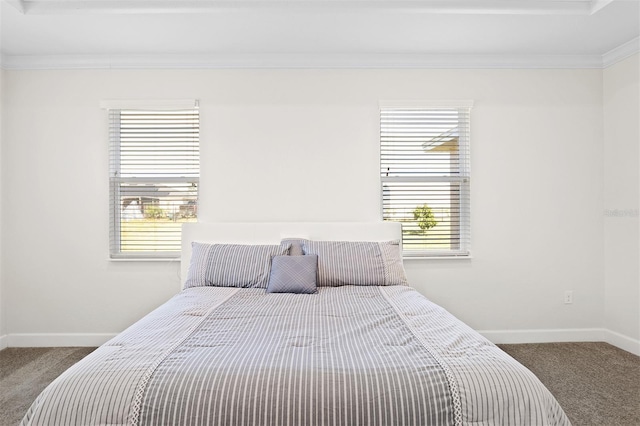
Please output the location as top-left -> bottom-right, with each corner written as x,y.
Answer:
413,204 -> 438,232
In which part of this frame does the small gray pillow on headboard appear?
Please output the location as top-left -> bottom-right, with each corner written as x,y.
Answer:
281,238 -> 308,256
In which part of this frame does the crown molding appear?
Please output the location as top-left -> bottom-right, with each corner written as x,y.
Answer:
0,52 -> 606,70
602,37 -> 640,68
8,0 -> 611,15
3,36 -> 636,71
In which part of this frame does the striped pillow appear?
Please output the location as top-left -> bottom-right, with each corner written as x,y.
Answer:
302,240 -> 407,287
184,242 -> 291,289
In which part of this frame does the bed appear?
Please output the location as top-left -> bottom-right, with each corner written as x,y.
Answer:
21,222 -> 571,426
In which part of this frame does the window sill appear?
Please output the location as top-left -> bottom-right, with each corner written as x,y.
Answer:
402,253 -> 472,260
109,257 -> 180,262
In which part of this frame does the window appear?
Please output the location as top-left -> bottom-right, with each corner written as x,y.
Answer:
106,100 -> 199,259
380,101 -> 472,257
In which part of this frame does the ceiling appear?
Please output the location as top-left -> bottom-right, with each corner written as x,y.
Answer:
1,0 -> 638,69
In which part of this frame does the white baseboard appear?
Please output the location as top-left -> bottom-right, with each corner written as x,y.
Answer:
7,333 -> 116,347
480,328 -> 640,356
479,328 -> 606,344
0,334 -> 8,350
603,329 -> 640,356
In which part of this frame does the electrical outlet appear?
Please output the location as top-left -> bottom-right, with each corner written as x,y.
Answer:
564,291 -> 573,304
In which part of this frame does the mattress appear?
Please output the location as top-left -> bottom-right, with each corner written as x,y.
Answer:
21,285 -> 570,426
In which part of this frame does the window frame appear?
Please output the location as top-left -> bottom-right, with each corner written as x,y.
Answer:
379,100 -> 472,258
103,99 -> 200,260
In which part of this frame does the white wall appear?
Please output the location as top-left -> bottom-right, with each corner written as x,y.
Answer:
0,68 -> 5,349
603,53 -> 640,354
1,68 -> 604,345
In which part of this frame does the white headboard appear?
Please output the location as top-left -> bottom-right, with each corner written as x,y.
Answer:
181,221 -> 402,285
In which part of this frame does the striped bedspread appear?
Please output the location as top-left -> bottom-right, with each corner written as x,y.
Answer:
21,286 -> 570,426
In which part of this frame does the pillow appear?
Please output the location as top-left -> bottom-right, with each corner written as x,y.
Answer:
266,255 -> 318,294
184,242 -> 290,289
302,240 -> 407,287
280,238 -> 308,256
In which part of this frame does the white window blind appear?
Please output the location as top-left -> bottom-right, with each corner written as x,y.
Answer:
108,104 -> 199,259
380,102 -> 471,257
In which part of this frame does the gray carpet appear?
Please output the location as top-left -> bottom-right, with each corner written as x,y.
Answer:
499,342 -> 640,426
0,347 -> 96,426
0,343 -> 638,426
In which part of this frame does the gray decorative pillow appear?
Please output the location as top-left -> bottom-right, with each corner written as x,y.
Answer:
280,238 -> 307,256
302,240 -> 407,287
267,255 -> 318,294
184,242 -> 290,289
